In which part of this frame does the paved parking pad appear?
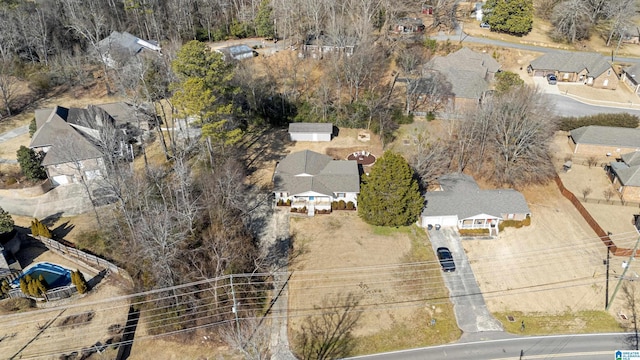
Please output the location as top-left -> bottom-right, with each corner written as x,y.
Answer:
428,227 -> 503,333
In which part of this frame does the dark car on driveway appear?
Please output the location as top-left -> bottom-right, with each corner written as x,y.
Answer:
546,73 -> 557,85
437,247 -> 455,272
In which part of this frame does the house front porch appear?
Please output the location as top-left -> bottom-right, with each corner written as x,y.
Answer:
458,215 -> 500,236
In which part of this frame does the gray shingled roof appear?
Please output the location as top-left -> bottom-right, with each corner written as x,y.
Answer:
274,150 -> 359,195
624,63 -> 640,81
529,51 -> 611,77
97,31 -> 144,55
30,106 -> 104,166
570,126 -> 640,148
427,47 -> 499,100
288,122 -> 333,134
622,151 -> 640,166
612,163 -> 640,186
437,173 -> 479,192
422,188 -> 530,219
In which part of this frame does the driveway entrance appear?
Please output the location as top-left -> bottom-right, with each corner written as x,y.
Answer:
428,227 -> 503,333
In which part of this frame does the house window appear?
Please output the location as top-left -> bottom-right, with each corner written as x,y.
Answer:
607,69 -> 611,76
475,219 -> 483,225
336,193 -> 345,198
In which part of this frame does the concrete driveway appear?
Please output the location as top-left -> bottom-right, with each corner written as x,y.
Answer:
532,75 -> 561,94
428,227 -> 503,334
0,183 -> 94,218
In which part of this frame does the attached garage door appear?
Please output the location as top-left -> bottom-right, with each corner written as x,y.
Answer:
422,216 -> 458,228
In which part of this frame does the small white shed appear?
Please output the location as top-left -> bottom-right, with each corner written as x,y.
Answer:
288,123 -> 333,142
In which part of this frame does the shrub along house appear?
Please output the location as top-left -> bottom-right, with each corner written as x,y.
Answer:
421,174 -> 530,236
273,150 -> 359,216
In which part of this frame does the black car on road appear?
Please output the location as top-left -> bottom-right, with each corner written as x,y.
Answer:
437,247 -> 456,272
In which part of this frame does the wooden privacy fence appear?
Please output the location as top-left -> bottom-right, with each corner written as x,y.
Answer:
34,235 -> 122,275
554,175 -> 637,257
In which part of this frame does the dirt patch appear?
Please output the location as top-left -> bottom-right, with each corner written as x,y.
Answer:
288,212 -> 458,353
58,311 -> 95,328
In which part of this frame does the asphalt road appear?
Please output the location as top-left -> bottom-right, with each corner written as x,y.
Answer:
346,333 -> 633,360
427,227 -> 503,333
547,94 -> 640,117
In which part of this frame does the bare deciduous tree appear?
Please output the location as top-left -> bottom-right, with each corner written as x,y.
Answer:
602,0 -> 637,46
623,282 -> 639,350
221,317 -> 271,360
0,57 -> 19,117
551,0 -> 592,43
294,292 -> 363,360
582,186 -> 592,201
405,70 -> 453,115
411,133 -> 452,189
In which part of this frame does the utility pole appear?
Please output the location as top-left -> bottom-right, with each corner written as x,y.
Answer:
230,275 -> 240,337
606,236 -> 640,310
605,240 -> 611,309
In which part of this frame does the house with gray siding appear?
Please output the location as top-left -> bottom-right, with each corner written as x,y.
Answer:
273,150 -> 359,215
622,63 -> 640,95
421,174 -> 530,235
288,123 -> 333,142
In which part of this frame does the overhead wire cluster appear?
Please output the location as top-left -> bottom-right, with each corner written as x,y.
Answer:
0,230 -> 638,358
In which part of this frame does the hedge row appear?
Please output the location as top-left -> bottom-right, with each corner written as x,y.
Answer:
558,113 -> 639,131
459,228 -> 489,236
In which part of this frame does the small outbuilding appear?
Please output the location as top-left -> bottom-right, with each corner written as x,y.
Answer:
216,45 -> 257,61
288,123 -> 333,142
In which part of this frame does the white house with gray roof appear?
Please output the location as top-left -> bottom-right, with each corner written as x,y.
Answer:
528,51 -> 618,89
288,123 -> 333,142
273,150 -> 359,215
569,126 -> 640,156
421,174 -> 530,235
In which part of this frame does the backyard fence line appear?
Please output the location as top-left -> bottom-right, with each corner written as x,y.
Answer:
31,235 -> 131,283
580,197 -> 640,208
554,175 -> 639,257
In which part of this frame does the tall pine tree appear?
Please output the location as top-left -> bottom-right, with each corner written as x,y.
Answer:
358,151 -> 424,227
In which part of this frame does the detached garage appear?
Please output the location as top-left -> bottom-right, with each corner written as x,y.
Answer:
289,123 -> 333,142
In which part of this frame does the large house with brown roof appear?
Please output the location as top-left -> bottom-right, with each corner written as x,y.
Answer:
273,150 -> 360,215
569,125 -> 640,156
528,51 -> 618,89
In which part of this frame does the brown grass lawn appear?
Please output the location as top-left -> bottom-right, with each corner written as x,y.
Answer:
288,212 -> 460,357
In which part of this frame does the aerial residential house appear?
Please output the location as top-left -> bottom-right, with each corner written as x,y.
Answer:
528,51 -> 618,89
273,150 -> 360,216
30,104 -> 140,186
288,123 -> 333,142
393,18 -> 426,34
302,33 -> 357,58
608,151 -> 640,202
96,31 -> 161,67
569,126 -> 640,156
421,47 -> 501,111
622,63 -> 640,95
421,173 -> 531,236
215,45 -> 257,61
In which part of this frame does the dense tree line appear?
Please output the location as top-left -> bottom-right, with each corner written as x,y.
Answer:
537,0 -> 637,45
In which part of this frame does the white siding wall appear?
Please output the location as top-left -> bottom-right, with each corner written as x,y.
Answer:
289,132 -> 331,142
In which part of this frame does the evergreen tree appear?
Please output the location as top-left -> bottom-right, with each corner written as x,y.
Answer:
495,71 -> 525,93
72,270 -> 88,294
255,0 -> 275,38
30,218 -> 52,238
358,151 -> 424,227
29,117 -> 37,137
0,207 -> 14,234
483,0 -> 533,36
16,145 -> 47,181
